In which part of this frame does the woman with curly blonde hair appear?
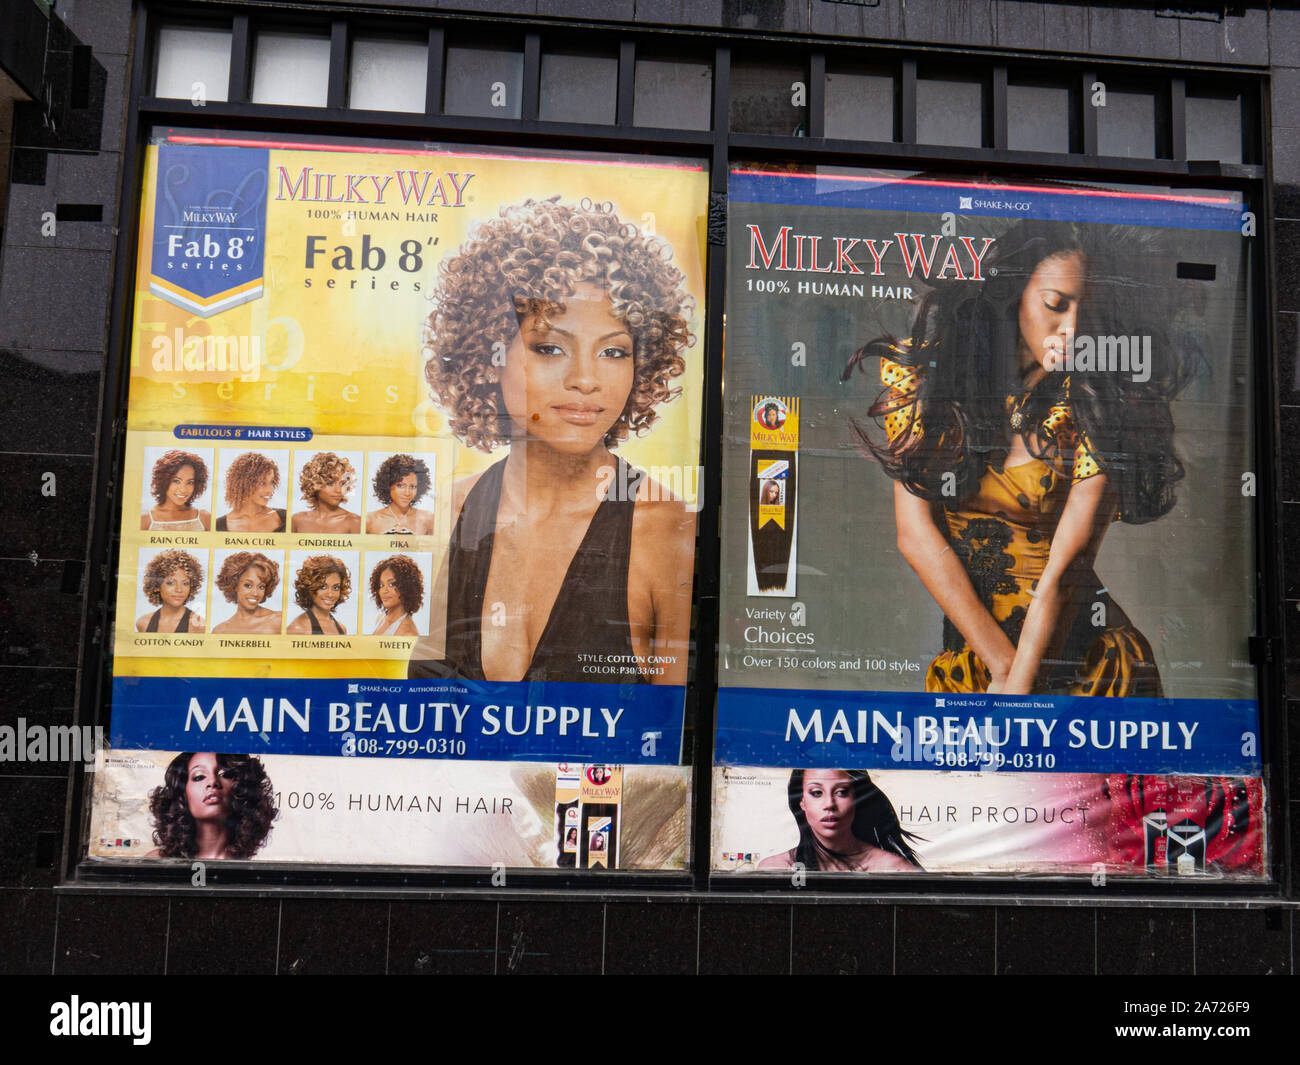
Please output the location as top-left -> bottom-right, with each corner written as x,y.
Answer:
410,197 -> 697,685
370,554 -> 422,636
140,450 -> 210,531
216,451 -> 285,533
135,549 -> 206,633
211,551 -> 282,635
287,555 -> 352,636
291,451 -> 360,534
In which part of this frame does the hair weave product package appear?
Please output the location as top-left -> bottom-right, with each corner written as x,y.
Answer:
747,395 -> 799,596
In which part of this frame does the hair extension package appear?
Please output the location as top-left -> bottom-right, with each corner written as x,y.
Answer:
747,396 -> 799,596
554,765 -> 623,869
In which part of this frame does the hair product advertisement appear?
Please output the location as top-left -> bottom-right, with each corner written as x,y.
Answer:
93,130 -> 707,870
712,165 -> 1266,879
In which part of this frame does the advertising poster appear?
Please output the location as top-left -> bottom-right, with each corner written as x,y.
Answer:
713,165 -> 1266,879
91,130 -> 707,870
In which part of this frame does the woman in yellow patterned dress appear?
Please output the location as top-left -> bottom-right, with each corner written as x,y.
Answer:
846,221 -> 1184,697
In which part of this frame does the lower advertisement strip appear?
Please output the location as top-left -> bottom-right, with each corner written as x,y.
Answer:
90,749 -> 690,869
711,766 -> 1266,878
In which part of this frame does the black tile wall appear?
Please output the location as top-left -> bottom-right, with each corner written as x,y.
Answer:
993,0 -> 1042,51
388,899 -> 498,974
0,350 -> 103,455
0,247 -> 115,352
0,454 -> 95,560
56,0 -> 136,55
636,1 -> 725,28
1194,907 -> 1292,975
166,896 -> 280,975
1277,221 -> 1300,315
1282,407 -> 1300,504
1096,907 -> 1195,975
901,0 -> 996,48
536,0 -> 632,19
604,901 -> 697,975
496,901 -> 604,974
278,899 -> 389,975
1285,504 -> 1300,599
54,893 -> 169,974
0,558 -> 91,669
698,902 -> 791,975
791,903 -> 893,975
1290,700 -> 1300,795
1177,8 -> 1268,67
997,905 -> 1095,975
1093,6 -> 1180,60
0,776 -> 69,887
895,905 -> 996,975
0,889 -> 57,974
1278,313 -> 1300,405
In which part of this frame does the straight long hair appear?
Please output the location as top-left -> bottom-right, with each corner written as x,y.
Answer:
843,220 -> 1189,524
787,769 -> 922,869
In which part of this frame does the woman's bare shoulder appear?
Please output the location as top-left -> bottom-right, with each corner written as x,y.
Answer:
869,848 -> 917,872
450,470 -> 489,523
757,849 -> 796,871
631,489 -> 693,543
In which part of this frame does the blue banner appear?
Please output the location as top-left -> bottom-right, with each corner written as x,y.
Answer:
173,424 -> 312,441
112,676 -> 685,765
714,687 -> 1260,775
150,142 -> 268,316
729,169 -> 1244,231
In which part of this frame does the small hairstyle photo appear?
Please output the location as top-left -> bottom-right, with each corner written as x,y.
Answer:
133,546 -> 208,634
363,551 -> 431,637
140,445 -> 214,532
146,751 -> 278,860
291,449 -> 363,534
365,451 -> 437,536
286,549 -> 360,637
209,548 -> 285,635
214,449 -> 288,534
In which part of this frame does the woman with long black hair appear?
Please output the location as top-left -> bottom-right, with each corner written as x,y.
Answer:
844,220 -> 1186,696
758,769 -> 921,872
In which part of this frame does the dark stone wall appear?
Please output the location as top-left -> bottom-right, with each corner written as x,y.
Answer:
0,0 -> 1293,975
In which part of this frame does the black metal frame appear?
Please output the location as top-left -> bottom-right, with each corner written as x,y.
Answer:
64,0 -> 1288,903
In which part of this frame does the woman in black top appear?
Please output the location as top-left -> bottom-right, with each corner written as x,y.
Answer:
286,555 -> 351,636
135,549 -> 206,633
410,198 -> 698,685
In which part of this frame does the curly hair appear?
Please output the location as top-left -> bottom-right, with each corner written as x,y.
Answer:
223,451 -> 280,508
293,554 -> 352,612
141,549 -> 204,606
215,551 -> 279,604
369,554 -> 424,614
149,752 -> 278,859
424,197 -> 695,453
372,453 -> 432,507
298,452 -> 356,506
150,450 -> 208,506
